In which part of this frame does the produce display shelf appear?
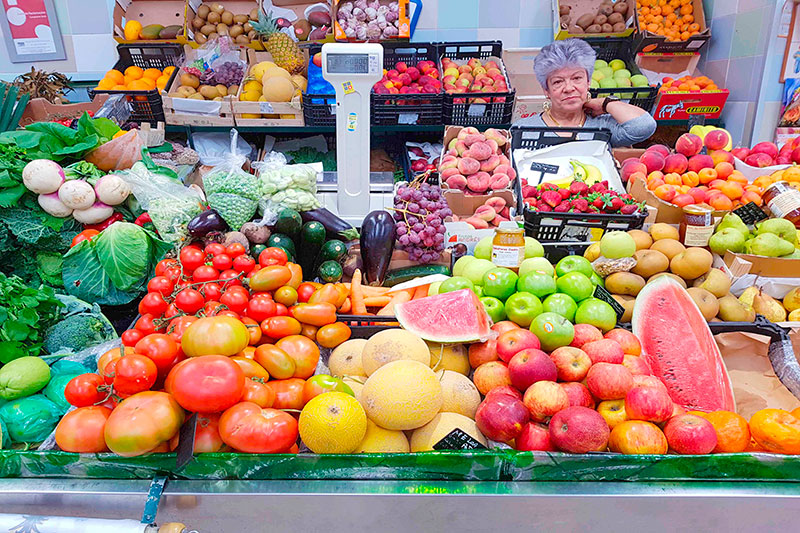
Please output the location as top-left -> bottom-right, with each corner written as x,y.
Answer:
164,123 -> 512,134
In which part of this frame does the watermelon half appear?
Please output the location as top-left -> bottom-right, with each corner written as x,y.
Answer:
395,289 -> 492,343
632,276 -> 736,412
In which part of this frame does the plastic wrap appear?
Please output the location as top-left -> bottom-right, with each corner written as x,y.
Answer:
43,374 -> 78,413
254,153 -> 321,222
0,395 -> 62,444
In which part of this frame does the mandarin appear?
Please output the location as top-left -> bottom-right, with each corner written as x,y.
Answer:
143,68 -> 162,80
124,65 -> 143,79
750,409 -> 800,455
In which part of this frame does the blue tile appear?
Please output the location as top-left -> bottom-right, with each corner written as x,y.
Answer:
67,0 -> 111,34
436,28 -> 479,42
707,14 -> 734,61
738,0 -> 770,11
713,0 -> 738,18
411,29 -> 437,43
703,59 -> 729,90
479,0 -> 520,28
703,0 -> 713,18
519,27 -> 553,47
731,7 -> 764,58
437,0 -> 479,29
415,0 -> 438,29
519,1 -> 553,28
726,56 -> 757,101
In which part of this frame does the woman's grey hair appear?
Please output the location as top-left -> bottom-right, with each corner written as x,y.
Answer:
534,39 -> 597,90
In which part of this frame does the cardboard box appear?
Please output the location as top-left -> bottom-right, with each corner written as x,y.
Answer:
723,251 -> 800,279
775,128 -> 800,148
113,0 -> 190,43
186,0 -> 265,50
612,147 -> 645,166
503,48 -> 546,123
633,0 -> 709,54
552,0 -> 635,40
332,0 -> 409,41
733,157 -> 790,183
267,0 -> 335,42
231,49 -> 305,126
629,176 -> 728,224
444,220 -> 521,255
637,53 -> 728,121
20,95 -> 111,127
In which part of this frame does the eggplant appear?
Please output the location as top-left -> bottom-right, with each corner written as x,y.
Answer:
187,209 -> 228,237
360,210 -> 395,285
301,207 -> 360,241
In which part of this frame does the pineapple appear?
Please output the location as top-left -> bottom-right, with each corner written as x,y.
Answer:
251,12 -> 305,75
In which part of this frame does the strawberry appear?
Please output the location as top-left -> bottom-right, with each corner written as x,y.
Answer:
520,178 -> 528,186
569,181 -> 589,196
538,204 -> 553,212
621,193 -> 633,201
600,180 -> 609,189
607,197 -> 624,212
620,204 -> 639,214
558,188 -> 571,200
541,183 -> 560,192
571,198 -> 589,212
592,197 -> 606,209
521,185 -> 537,198
554,201 -> 571,212
589,182 -> 606,194
541,190 -> 562,208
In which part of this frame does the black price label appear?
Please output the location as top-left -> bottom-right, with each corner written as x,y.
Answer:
433,428 -> 488,451
528,161 -> 560,175
594,284 -> 626,321
175,412 -> 198,469
732,202 -> 768,226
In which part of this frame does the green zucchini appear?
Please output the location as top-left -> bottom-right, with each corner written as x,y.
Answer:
274,208 -> 302,238
383,264 -> 451,287
267,233 -> 296,260
313,239 -> 347,273
318,260 -> 343,283
298,221 -> 326,274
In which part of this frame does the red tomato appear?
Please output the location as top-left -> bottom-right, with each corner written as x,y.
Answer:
147,276 -> 174,297
211,253 -> 233,271
135,333 -> 180,375
274,286 -> 298,307
167,316 -> 199,343
163,266 -> 183,282
275,303 -> 290,317
174,288 -> 205,314
240,378 -> 275,408
248,265 -> 291,292
296,282 -> 317,303
155,258 -> 180,277
55,406 -> 112,453
232,255 -> 256,274
258,247 -> 288,267
71,229 -> 100,248
225,242 -> 247,258
165,355 -> 245,413
204,243 -> 226,257
203,301 -> 224,316
217,310 -> 240,320
192,265 -> 219,283
254,344 -> 296,380
121,329 -> 144,347
181,316 -> 250,357
220,289 -> 249,314
179,246 -> 205,271
300,323 -> 318,341
246,297 -> 276,322
194,413 -> 227,453
261,316 -> 302,340
230,356 -> 270,379
275,335 -> 320,379
103,359 -> 118,385
218,402 -> 297,453
219,269 -> 243,287
286,263 -> 303,289
104,391 -> 185,457
165,303 -> 180,318
289,302 -> 337,327
64,373 -> 106,407
265,378 -> 306,410
138,292 -> 169,317
113,354 -> 158,395
316,322 -> 352,349
135,314 -> 165,335
201,282 -> 222,301
241,317 -> 262,345
174,278 -> 192,291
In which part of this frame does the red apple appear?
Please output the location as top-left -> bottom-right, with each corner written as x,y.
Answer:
475,394 -> 529,442
560,382 -> 595,408
609,420 -> 668,454
622,354 -> 651,376
663,414 -> 718,454
582,339 -> 624,364
632,374 -> 667,391
625,385 -> 674,423
491,320 -> 521,336
586,363 -> 633,400
485,385 -> 523,401
473,361 -> 511,395
549,406 -> 610,453
468,339 -> 498,369
312,52 -> 322,68
508,348 -> 557,391
597,399 -> 628,429
549,346 -> 592,382
603,329 -> 642,356
523,381 -> 569,423
570,323 -> 603,348
516,422 -> 555,451
497,329 -> 541,363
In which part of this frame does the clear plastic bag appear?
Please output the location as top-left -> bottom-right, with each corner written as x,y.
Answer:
253,152 -> 321,222
182,35 -> 246,87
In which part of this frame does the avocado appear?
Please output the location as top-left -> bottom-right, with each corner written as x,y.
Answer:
293,19 -> 311,41
158,25 -> 182,39
140,24 -> 164,40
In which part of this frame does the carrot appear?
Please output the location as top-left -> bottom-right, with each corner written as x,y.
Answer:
350,269 -> 367,315
377,289 -> 414,316
339,297 -> 351,313
363,296 -> 392,307
412,284 -> 430,299
342,283 -> 390,297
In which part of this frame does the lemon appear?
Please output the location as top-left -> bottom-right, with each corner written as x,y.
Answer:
299,392 -> 367,454
240,90 -> 261,102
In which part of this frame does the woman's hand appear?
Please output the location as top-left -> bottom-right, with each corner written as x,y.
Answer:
584,97 -> 607,117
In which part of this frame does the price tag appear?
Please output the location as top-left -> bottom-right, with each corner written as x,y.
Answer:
259,102 -> 274,113
594,284 -> 626,321
175,412 -> 198,469
467,104 -> 486,117
433,428 -> 488,451
529,162 -> 560,175
732,202 -> 768,226
398,113 -> 419,125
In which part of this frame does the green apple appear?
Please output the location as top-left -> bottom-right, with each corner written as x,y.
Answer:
439,276 -> 474,294
599,77 -> 617,89
474,285 -> 484,297
590,272 -> 605,287
452,255 -> 475,277
592,70 -> 605,82
462,258 -> 495,286
613,68 -> 631,79
429,281 -> 442,296
574,298 -> 617,332
520,257 -> 555,278
504,292 -> 543,327
555,255 -> 593,278
556,272 -> 594,302
481,296 -> 506,323
590,79 -> 600,89
609,59 -> 626,71
524,237 -> 544,258
483,268 -> 519,300
542,293 -> 578,322
517,272 -> 557,299
530,312 -> 575,352
474,236 -> 493,260
599,67 -> 614,78
631,74 -> 649,87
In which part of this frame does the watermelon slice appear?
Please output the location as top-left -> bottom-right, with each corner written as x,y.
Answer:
632,276 -> 736,412
395,289 -> 492,343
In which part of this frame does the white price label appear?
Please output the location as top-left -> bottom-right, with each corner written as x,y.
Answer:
259,102 -> 274,113
467,104 -> 486,117
398,113 -> 419,125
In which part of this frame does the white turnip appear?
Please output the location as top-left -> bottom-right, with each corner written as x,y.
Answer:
22,159 -> 65,194
37,193 -> 73,218
72,201 -> 114,224
94,174 -> 131,206
58,180 -> 96,209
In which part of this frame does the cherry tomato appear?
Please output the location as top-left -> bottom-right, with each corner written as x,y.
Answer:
274,286 -> 298,306
179,246 -> 205,271
138,292 -> 169,317
167,315 -> 199,343
275,303 -> 290,317
71,229 -> 100,248
135,314 -> 164,335
135,333 -> 180,375
121,329 -> 144,347
232,255 -> 256,274
165,303 -> 180,318
316,322 -> 352,349
201,282 -> 222,301
218,403 -> 297,453
174,288 -> 205,314
258,247 -> 288,267
225,242 -> 247,258
162,265 -> 183,282
217,310 -> 240,320
254,344 -> 296,380
297,282 -> 317,303
261,316 -> 302,340
212,253 -> 233,271
114,354 -> 158,395
219,269 -> 243,287
64,373 -> 106,407
102,359 -> 118,385
241,317 -> 262,346
244,297 -> 275,322
250,291 -> 273,300
155,258 -> 180,277
192,265 -> 219,283
220,289 -> 250,314
147,276 -> 175,297
203,301 -> 225,316
204,243 -> 226,257
240,378 -> 275,408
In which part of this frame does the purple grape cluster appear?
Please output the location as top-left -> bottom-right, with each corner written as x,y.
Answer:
201,61 -> 245,86
393,182 -> 452,263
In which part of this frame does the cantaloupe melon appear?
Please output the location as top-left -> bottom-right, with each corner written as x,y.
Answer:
262,67 -> 291,83
355,419 -> 409,453
261,77 -> 294,103
410,413 -> 487,452
329,339 -> 367,377
361,360 -> 442,430
250,61 -> 276,80
342,376 -> 365,403
427,342 -> 470,375
438,370 -> 481,419
362,329 -> 430,376
291,74 -> 308,91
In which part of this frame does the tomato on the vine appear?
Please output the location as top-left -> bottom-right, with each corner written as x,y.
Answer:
162,265 -> 183,282
147,276 -> 175,297
175,288 -> 205,314
217,310 -> 240,320
232,255 -> 256,274
219,269 -> 243,287
201,282 -> 222,301
220,288 -> 249,314
165,303 -> 180,318
121,329 -> 144,347
64,373 -> 106,407
135,334 -> 180,375
203,301 -> 225,316
204,243 -> 226,257
179,246 -> 205,271
135,314 -> 164,335
211,253 -> 233,271
102,359 -> 118,384
192,265 -> 219,283
175,278 -> 192,291
113,354 -> 158,395
246,297 -> 277,322
240,317 -> 262,346
258,247 -> 288,267
226,242 -> 247,258
167,315 -> 198,343
155,258 -> 180,277
71,229 -> 100,248
138,292 -> 168,317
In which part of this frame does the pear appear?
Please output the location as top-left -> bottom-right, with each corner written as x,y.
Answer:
693,269 -> 732,298
739,286 -> 759,309
789,309 -> 800,321
753,290 -> 787,322
709,228 -> 746,255
687,287 -> 719,321
782,249 -> 800,259
783,288 -> 800,313
750,233 -> 795,257
716,212 -> 749,237
718,294 -> 756,322
796,230 -> 800,248
756,218 -> 798,244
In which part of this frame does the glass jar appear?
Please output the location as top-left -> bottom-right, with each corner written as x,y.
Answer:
763,181 -> 800,228
679,204 -> 714,247
491,228 -> 525,270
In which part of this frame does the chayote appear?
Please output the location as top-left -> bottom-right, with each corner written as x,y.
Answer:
0,356 -> 51,400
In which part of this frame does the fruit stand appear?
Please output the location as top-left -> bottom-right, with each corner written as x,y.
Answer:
2,0 -> 800,530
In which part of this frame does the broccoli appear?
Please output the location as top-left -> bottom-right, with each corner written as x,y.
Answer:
43,314 -> 117,355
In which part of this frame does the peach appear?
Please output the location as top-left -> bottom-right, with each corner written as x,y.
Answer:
663,154 -> 688,174
740,190 -> 763,206
708,194 -> 733,210
621,161 -> 648,182
485,197 -> 507,212
486,139 -> 499,154
664,172 -> 682,186
648,144 -> 671,157
719,181 -> 744,200
455,140 -> 468,156
710,149 -> 734,166
675,134 -> 703,157
439,156 -> 458,170
467,171 -> 492,192
494,164 -> 516,180
464,133 -> 486,147
498,155 -> 510,166
681,171 -> 699,187
672,194 -> 694,207
697,167 -> 718,184
654,184 -> 677,202
714,161 -> 734,179
640,151 -> 665,173
484,128 -> 507,146
479,155 -> 501,173
647,170 -> 664,182
744,152 -> 774,168
457,157 -> 480,175
440,167 -> 460,179
688,154 -> 715,172
687,187 -> 707,204
751,141 -> 779,160
445,174 -> 467,190
647,177 -> 665,190
704,129 -> 731,151
731,147 -> 750,160
727,171 -> 748,185
467,141 -> 493,161
465,216 -> 490,230
490,173 -> 511,190
629,171 -> 646,183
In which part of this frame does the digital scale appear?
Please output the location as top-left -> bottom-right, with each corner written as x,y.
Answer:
319,43 -> 394,225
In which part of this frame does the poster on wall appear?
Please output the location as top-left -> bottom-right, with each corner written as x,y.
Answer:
0,0 -> 66,63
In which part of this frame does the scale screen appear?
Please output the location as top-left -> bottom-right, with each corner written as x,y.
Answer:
326,53 -> 370,74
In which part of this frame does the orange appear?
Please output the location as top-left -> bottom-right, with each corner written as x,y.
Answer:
162,66 -> 176,78
750,409 -> 800,454
124,65 -> 143,80
155,75 -> 171,90
683,14 -> 694,23
127,79 -> 153,91
105,69 -> 124,84
96,78 -> 116,90
784,166 -> 800,181
699,411 -> 751,453
143,68 -> 162,80
680,4 -> 693,14
111,84 -> 127,90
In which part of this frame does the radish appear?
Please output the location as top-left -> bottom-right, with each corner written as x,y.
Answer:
94,174 -> 131,206
22,160 -> 65,194
72,201 -> 114,224
58,180 -> 96,210
37,193 -> 73,218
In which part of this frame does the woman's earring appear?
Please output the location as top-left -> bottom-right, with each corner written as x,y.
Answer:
585,92 -> 591,102
543,99 -> 551,112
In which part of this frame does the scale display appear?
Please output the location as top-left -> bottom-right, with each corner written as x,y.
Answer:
326,53 -> 370,74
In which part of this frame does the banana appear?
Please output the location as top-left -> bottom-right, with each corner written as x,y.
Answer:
569,160 -> 588,181
568,160 -> 603,186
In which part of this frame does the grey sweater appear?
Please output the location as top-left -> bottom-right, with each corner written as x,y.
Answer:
513,112 -> 657,147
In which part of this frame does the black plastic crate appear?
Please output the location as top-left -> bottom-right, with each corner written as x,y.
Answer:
584,37 -> 659,113
89,43 -> 183,124
437,41 -> 516,126
338,315 -> 398,338
302,44 -> 336,127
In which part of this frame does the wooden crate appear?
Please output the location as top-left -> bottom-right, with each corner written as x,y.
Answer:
184,0 -> 265,50
113,0 -> 191,43
231,48 -> 305,127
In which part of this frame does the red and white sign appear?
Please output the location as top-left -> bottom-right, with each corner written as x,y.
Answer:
2,0 -> 57,55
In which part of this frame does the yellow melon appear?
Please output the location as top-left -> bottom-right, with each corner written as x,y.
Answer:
261,77 -> 294,103
355,419 -> 410,453
410,413 -> 487,452
342,376 -> 365,403
298,391 -> 367,454
427,342 -> 470,375
250,60 -> 276,80
361,360 -> 442,430
240,89 -> 261,102
329,339 -> 368,377
243,79 -> 263,92
438,370 -> 481,419
262,67 -> 291,83
361,329 -> 430,376
290,74 -> 308,91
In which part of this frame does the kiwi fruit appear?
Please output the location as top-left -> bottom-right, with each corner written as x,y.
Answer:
234,14 -> 249,25
598,5 -> 614,16
576,13 -> 595,28
594,14 -> 608,25
243,22 -> 253,32
210,2 -> 224,14
195,33 -> 208,44
192,16 -> 205,30
207,11 -> 221,24
197,4 -> 210,19
216,23 -> 229,35
586,24 -> 602,33
200,23 -> 215,36
250,8 -> 259,20
612,22 -> 626,32
559,5 -> 571,15
247,30 -> 257,40
229,24 -> 244,37
614,1 -> 629,14
235,34 -> 250,45
601,23 -> 614,32
221,11 -> 234,25
608,12 -> 624,24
